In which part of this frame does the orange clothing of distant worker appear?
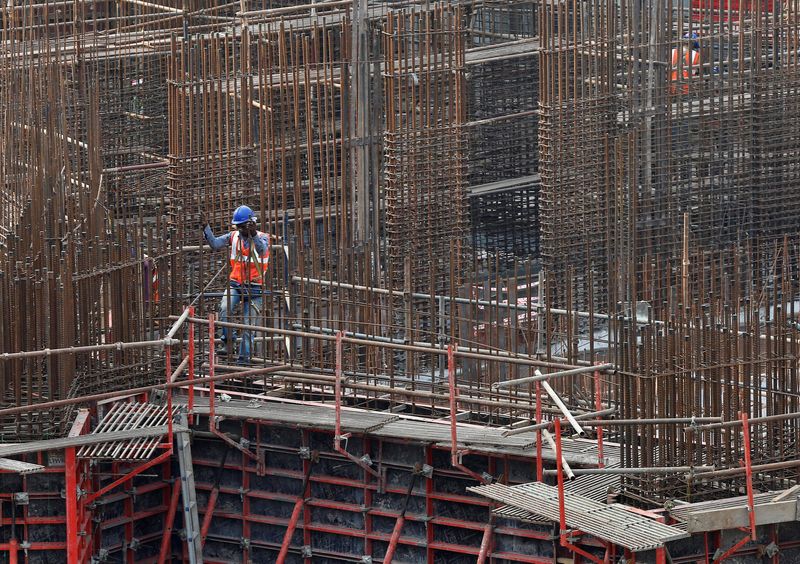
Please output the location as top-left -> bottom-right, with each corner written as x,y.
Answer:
670,48 -> 700,94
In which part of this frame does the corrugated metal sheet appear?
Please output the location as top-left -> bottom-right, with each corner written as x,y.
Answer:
77,402 -> 172,460
0,458 -> 44,474
493,504 -> 550,525
469,481 -> 688,551
667,491 -> 778,522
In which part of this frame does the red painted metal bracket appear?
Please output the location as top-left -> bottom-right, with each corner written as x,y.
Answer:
712,412 -> 757,563
334,331 -> 381,478
448,344 -> 492,484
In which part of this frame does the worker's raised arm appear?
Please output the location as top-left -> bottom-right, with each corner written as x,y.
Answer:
202,224 -> 231,251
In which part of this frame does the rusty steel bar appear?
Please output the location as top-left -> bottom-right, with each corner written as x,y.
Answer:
543,466 -> 715,476
0,365 -> 290,419
0,339 -> 179,361
175,315 -> 576,369
494,364 -> 615,389
502,408 -> 617,437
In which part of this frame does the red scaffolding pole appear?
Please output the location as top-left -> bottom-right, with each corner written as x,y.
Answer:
712,411 -> 757,563
448,344 -> 492,484
65,410 -> 91,564
554,419 -> 604,564
594,367 -> 604,468
158,478 -> 182,563
334,331 -> 380,478
536,380 -> 543,481
188,305 -> 196,423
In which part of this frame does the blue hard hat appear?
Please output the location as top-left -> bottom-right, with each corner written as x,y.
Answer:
683,32 -> 700,49
232,205 -> 255,225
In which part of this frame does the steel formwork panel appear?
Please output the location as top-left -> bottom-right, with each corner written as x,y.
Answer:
189,418 -> 559,563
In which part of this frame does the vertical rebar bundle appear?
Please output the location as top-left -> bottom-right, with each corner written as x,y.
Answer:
383,7 -> 470,295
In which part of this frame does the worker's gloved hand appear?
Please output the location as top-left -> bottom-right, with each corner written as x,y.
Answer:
245,221 -> 258,238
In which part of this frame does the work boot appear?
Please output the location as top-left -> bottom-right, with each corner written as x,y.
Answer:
215,342 -> 230,358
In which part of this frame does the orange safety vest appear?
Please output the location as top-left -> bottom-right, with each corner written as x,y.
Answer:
670,48 -> 700,93
229,230 -> 270,285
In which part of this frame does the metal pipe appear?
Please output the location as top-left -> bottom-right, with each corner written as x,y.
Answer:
179,315 -> 566,367
0,338 -> 178,361
293,275 -> 535,312
384,516 -> 406,563
293,275 -> 625,322
200,488 -> 220,547
449,344 -> 460,463
278,454 -> 315,564
448,345 -> 492,484
292,323 -> 585,370
593,370 -> 604,468
166,307 -> 192,339
688,411 -> 800,432
209,315 -> 216,423
0,365 -> 290,419
332,332 -> 380,478
712,534 -> 751,564
476,520 -> 494,564
542,466 -> 715,476
542,428 -> 575,480
536,380 -> 543,482
575,417 -> 723,426
9,539 -> 18,564
541,379 -> 585,437
741,412 -> 757,541
494,363 -> 615,389
502,408 -> 617,437
166,347 -> 174,443
277,499 -> 304,563
269,369 -> 567,415
692,459 -> 800,480
169,355 -> 190,383
206,315 -> 259,464
297,319 -> 601,368
158,479 -> 182,564
237,0 -> 351,18
554,419 -> 568,542
188,306 -> 196,422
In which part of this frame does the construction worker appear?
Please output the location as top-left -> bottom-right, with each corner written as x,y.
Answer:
670,32 -> 701,94
202,205 -> 270,364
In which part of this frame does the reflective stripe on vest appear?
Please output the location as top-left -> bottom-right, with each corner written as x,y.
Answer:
229,230 -> 270,284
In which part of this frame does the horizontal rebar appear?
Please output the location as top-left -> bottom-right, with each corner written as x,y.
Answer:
173,315 -> 584,369
502,408 -> 617,436
0,339 -> 178,361
494,364 -> 615,389
0,365 -> 289,419
543,466 -> 715,476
